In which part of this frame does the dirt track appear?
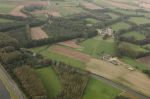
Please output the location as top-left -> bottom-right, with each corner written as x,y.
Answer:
31,27 -> 48,40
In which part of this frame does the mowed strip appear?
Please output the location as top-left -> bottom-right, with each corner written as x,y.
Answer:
10,5 -> 27,17
31,27 -> 48,40
58,39 -> 82,49
86,59 -> 150,96
51,45 -> 91,62
82,2 -> 103,10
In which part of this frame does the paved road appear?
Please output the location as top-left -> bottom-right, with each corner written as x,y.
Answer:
0,80 -> 10,99
73,67 -> 150,99
0,64 -> 26,99
91,74 -> 150,99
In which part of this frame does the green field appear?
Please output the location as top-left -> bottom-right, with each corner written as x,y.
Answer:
143,44 -> 150,50
85,18 -> 99,24
105,13 -> 119,19
111,22 -> 130,31
0,3 -> 15,13
129,17 -> 150,25
120,42 -> 148,53
0,18 -> 13,23
121,57 -> 149,70
122,31 -> 145,40
48,0 -> 85,16
80,36 -> 116,57
83,78 -> 121,99
31,45 -> 85,69
36,67 -> 61,98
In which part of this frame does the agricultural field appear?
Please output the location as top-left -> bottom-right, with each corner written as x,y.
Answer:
143,44 -> 150,50
105,12 -> 120,19
111,22 -> 130,31
35,67 -> 61,99
80,36 -> 116,57
30,45 -> 85,69
121,31 -> 146,40
0,3 -> 16,13
0,18 -> 14,23
121,57 -> 149,70
128,17 -> 150,25
83,78 -> 121,99
85,18 -> 99,24
138,56 -> 150,67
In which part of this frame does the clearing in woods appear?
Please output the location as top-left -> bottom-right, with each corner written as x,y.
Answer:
31,27 -> 48,40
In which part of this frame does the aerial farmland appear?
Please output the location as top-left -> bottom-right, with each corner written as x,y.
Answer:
0,0 -> 150,99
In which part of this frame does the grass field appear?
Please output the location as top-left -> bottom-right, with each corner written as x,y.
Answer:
111,22 -> 130,31
121,42 -> 148,53
0,18 -> 13,23
48,0 -> 85,16
122,31 -> 145,40
128,17 -> 150,25
83,78 -> 121,99
80,36 -> 116,57
0,3 -> 15,13
36,67 -> 61,98
31,45 -> 85,69
143,44 -> 150,50
121,57 -> 149,70
85,18 -> 99,24
105,12 -> 119,19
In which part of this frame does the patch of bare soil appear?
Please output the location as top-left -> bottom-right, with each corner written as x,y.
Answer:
31,27 -> 48,40
104,0 -> 138,10
82,2 -> 103,10
138,55 -> 150,67
86,59 -> 150,96
58,39 -> 82,49
10,5 -> 27,17
51,45 -> 91,62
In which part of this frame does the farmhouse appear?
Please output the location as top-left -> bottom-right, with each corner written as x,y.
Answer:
139,0 -> 150,9
97,27 -> 113,36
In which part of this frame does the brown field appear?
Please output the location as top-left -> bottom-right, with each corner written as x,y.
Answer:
121,92 -> 139,99
86,59 -> 150,96
51,45 -> 91,62
10,5 -> 27,17
104,0 -> 138,9
58,39 -> 82,49
138,55 -> 150,67
82,2 -> 103,10
31,27 -> 48,40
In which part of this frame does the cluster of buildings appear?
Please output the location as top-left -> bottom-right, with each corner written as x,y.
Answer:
97,27 -> 114,37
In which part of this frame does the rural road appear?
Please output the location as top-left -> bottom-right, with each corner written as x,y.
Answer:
0,80 -> 10,99
91,73 -> 150,99
0,64 -> 26,99
74,67 -> 150,99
